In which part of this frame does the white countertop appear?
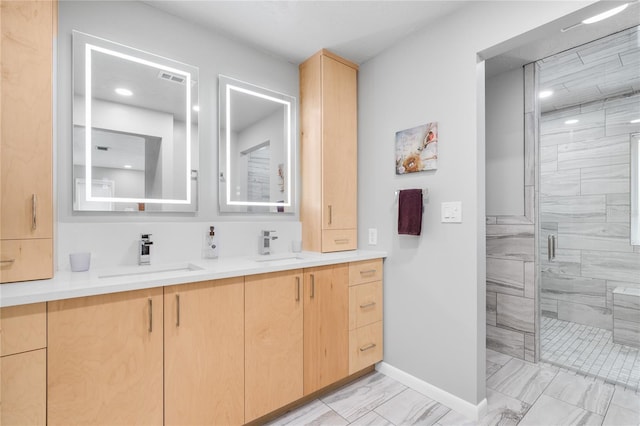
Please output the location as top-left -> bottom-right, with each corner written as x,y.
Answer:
0,250 -> 387,308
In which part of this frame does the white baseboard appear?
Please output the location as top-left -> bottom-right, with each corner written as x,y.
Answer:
375,362 -> 488,421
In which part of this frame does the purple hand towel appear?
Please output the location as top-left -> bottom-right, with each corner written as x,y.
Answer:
398,189 -> 423,235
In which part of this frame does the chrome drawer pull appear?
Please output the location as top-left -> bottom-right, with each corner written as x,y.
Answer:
360,301 -> 376,309
295,277 -> 300,301
359,343 -> 377,352
334,239 -> 350,244
148,299 -> 153,333
32,194 -> 37,230
176,294 -> 180,327
328,205 -> 332,225
360,269 -> 376,275
310,274 -> 315,298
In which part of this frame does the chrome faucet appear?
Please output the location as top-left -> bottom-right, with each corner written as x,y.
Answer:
260,230 -> 278,255
139,234 -> 153,265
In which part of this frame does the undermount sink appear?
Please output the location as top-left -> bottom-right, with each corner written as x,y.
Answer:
253,254 -> 306,263
98,263 -> 204,279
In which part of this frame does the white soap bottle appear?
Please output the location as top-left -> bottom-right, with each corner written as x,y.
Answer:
203,226 -> 219,259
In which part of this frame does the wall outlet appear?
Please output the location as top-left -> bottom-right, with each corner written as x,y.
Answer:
441,201 -> 462,223
368,228 -> 378,245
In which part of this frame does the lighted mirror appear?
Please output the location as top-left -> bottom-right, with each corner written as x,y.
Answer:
72,31 -> 198,212
218,75 -> 295,214
632,132 -> 640,245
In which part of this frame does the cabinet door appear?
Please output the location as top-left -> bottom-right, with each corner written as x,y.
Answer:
1,349 -> 46,426
0,0 -> 53,240
164,278 -> 244,426
321,55 -> 357,232
303,264 -> 349,395
47,288 -> 163,426
245,270 -> 303,422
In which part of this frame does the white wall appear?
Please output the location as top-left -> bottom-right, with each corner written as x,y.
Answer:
56,1 -> 300,269
357,0 -> 593,408
486,67 -> 525,216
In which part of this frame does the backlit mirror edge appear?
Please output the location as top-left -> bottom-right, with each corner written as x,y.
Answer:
218,74 -> 297,215
72,30 -> 199,213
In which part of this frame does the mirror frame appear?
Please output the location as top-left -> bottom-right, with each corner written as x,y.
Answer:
218,75 -> 296,213
72,31 -> 199,211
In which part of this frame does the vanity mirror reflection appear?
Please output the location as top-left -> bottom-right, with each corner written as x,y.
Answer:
218,75 -> 296,214
72,31 -> 199,212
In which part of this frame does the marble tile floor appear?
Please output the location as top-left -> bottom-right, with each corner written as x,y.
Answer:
541,317 -> 640,391
267,351 -> 640,425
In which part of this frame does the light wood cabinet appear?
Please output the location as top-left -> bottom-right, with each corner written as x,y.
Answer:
0,0 -> 54,283
245,270 -> 304,422
0,303 -> 47,426
300,49 -> 358,253
164,278 -> 244,426
348,260 -> 383,374
47,288 -> 164,426
1,349 -> 46,426
303,264 -> 349,395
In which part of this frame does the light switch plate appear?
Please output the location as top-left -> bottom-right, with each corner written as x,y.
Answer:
441,201 -> 462,223
368,228 -> 378,245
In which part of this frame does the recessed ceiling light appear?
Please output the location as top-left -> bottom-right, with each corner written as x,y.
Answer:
630,118 -> 640,124
115,88 -> 133,96
123,164 -> 132,169
193,105 -> 200,112
565,119 -> 579,125
539,90 -> 554,99
582,3 -> 628,24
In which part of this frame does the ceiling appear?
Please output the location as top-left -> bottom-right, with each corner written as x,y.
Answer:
143,1 -> 470,65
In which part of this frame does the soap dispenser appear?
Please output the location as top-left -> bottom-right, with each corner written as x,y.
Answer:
203,226 -> 219,259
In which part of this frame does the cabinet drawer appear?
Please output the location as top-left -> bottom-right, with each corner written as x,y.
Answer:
322,229 -> 357,252
349,281 -> 382,330
1,303 -> 46,356
349,321 -> 382,374
349,259 -> 382,286
0,349 -> 47,426
1,239 -> 53,283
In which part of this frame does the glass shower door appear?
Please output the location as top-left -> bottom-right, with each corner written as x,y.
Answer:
537,25 -> 640,389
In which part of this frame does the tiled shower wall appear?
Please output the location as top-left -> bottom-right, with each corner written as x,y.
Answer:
486,64 -> 538,362
539,92 -> 640,332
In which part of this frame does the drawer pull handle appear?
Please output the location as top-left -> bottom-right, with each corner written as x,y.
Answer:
0,259 -> 16,264
334,239 -> 350,244
176,294 -> 181,327
296,277 -> 300,301
328,205 -> 332,225
32,194 -> 37,230
148,298 -> 153,333
360,343 -> 377,352
310,274 -> 315,299
360,269 -> 376,275
360,301 -> 376,309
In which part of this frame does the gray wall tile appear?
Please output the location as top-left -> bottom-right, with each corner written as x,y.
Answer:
497,293 -> 535,333
581,164 -> 630,195
487,257 -> 525,296
582,251 -> 640,283
558,222 -> 633,253
541,271 -> 606,308
557,300 -> 612,330
487,325 -> 525,359
541,195 -> 606,222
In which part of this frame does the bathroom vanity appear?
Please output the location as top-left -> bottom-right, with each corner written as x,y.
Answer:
0,251 -> 384,425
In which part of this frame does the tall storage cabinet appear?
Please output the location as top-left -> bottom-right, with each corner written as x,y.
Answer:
300,49 -> 358,253
0,0 -> 54,283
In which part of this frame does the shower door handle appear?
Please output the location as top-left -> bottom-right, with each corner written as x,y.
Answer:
548,234 -> 557,261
